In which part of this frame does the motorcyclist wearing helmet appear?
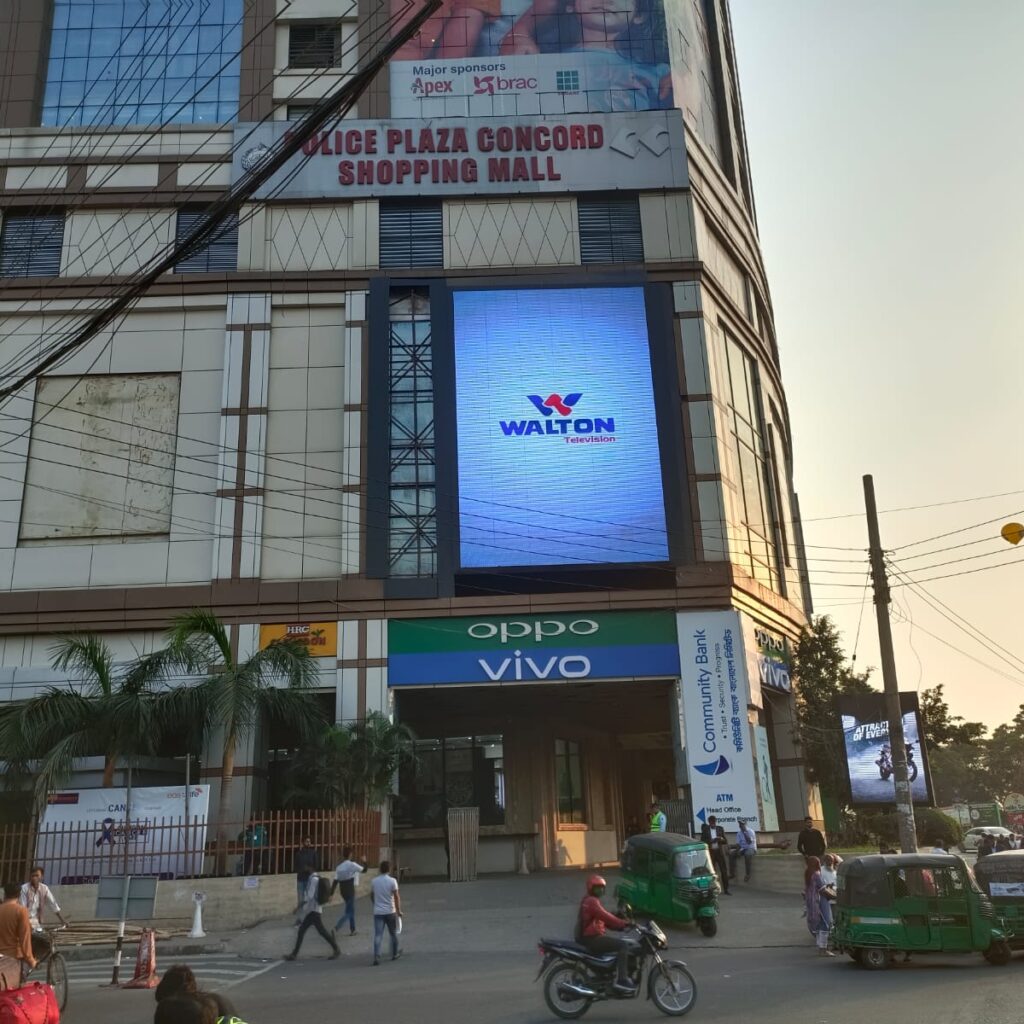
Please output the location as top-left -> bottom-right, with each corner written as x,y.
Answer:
577,874 -> 637,994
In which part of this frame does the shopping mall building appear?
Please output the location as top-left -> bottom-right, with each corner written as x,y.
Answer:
0,0 -> 817,871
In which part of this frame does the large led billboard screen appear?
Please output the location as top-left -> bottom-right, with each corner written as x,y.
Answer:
389,0 -> 673,118
839,692 -> 934,806
453,287 -> 669,568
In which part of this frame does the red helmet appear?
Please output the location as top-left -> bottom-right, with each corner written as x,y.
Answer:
587,874 -> 607,895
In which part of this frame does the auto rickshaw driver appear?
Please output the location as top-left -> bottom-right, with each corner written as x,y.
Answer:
577,874 -> 638,994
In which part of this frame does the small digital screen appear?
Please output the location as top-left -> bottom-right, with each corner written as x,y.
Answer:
839,692 -> 933,805
453,287 -> 669,568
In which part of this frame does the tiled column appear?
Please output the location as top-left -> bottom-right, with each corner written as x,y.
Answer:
211,294 -> 270,580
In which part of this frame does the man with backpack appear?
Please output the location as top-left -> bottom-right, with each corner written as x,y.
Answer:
285,871 -> 340,961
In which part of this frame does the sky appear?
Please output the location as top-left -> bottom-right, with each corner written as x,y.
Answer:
729,0 -> 1024,731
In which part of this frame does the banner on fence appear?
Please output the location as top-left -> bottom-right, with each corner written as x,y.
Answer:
37,786 -> 210,883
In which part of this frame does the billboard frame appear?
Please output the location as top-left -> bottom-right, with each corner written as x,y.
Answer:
838,691 -> 935,808
367,274 -> 692,596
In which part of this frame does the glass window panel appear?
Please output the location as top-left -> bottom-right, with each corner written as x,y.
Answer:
68,5 -> 94,29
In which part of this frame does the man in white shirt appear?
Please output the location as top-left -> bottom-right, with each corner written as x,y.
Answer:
19,867 -> 67,962
284,872 -> 340,961
370,860 -> 402,966
729,820 -> 757,883
332,846 -> 365,936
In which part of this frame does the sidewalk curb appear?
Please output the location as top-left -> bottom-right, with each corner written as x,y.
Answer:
61,939 -> 228,963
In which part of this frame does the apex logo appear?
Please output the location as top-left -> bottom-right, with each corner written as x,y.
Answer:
498,393 -> 616,442
527,392 -> 582,417
411,77 -> 454,96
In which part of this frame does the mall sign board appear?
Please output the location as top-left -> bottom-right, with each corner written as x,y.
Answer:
233,110 -> 685,200
387,610 -> 678,686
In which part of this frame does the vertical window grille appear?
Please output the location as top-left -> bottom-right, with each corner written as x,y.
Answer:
555,739 -> 586,824
578,195 -> 644,263
379,202 -> 443,269
388,288 -> 436,577
0,213 -> 65,278
174,209 -> 239,273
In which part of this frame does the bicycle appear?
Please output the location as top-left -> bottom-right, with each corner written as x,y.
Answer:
27,924 -> 68,1013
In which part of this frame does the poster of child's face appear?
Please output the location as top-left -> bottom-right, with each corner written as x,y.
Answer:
389,0 -> 673,116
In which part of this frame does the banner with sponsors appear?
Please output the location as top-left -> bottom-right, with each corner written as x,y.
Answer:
676,611 -> 760,831
37,786 -> 210,884
388,610 -> 678,686
233,110 -> 685,199
259,621 -> 337,657
389,0 -> 673,118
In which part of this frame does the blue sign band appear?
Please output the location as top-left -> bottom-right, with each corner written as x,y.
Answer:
389,642 -> 680,686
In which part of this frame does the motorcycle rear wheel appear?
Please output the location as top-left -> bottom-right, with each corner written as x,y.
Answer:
908,762 -> 918,781
648,960 -> 697,1016
543,962 -> 593,1020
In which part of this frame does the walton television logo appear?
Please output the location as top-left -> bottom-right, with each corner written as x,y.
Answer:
499,392 -> 616,443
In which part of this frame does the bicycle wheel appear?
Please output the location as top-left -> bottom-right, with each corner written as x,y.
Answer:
48,953 -> 68,1012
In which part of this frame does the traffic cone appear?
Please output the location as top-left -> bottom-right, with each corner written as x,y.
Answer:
121,927 -> 159,989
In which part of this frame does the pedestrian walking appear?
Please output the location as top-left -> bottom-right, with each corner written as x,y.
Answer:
804,855 -> 835,956
293,836 -> 317,923
285,871 -> 340,961
370,860 -> 402,966
699,816 -> 730,895
332,846 -> 365,936
796,816 -> 826,861
820,853 -> 841,919
977,833 -> 996,859
729,819 -> 757,882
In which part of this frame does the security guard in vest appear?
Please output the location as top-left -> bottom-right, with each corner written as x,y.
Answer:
649,800 -> 667,832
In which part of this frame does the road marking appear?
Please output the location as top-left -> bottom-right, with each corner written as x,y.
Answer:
215,958 -> 283,990
64,955 -> 281,990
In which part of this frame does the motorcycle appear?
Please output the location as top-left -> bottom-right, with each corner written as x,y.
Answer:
876,744 -> 918,782
536,914 -> 697,1019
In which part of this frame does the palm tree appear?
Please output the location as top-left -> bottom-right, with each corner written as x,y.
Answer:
0,634 -> 192,803
286,712 -> 415,810
165,609 -> 325,869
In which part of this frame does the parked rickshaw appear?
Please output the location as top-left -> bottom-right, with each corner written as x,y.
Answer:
833,853 -> 1012,969
615,832 -> 720,936
973,849 -> 1024,950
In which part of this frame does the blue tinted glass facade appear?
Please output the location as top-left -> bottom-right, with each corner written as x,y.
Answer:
42,0 -> 242,127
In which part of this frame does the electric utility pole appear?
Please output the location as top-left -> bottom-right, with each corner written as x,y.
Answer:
863,474 -> 918,853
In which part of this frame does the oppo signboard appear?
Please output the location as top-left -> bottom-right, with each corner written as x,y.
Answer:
387,610 -> 679,686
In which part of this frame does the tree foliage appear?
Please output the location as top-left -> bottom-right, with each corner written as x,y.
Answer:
792,615 -> 875,801
286,712 -> 415,810
919,685 -> 990,805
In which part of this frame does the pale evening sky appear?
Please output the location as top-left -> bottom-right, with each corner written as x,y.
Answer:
730,0 -> 1024,731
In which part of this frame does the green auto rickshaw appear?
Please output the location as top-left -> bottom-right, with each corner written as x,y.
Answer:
973,849 -> 1024,950
833,853 -> 1012,969
615,832 -> 720,936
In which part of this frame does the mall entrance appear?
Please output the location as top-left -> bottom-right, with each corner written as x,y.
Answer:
392,678 -> 679,874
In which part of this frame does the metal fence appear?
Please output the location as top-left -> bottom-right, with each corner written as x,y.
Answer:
0,809 -> 382,884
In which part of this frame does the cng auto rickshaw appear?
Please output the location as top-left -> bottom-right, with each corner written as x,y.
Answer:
973,849 -> 1024,950
833,853 -> 1012,969
615,832 -> 720,936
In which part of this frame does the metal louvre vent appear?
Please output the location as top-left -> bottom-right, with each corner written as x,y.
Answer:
578,195 -> 644,264
379,202 -> 443,269
174,210 -> 239,274
0,213 -> 65,278
289,24 -> 343,68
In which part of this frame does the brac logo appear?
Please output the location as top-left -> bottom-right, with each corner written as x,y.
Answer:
498,393 -> 616,439
473,74 -> 538,96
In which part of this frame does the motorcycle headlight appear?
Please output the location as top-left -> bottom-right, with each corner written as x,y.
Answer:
648,921 -> 667,944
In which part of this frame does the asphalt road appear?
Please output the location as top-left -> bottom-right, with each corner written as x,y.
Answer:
64,940 -> 1024,1023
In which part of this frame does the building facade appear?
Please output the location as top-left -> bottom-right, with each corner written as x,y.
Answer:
0,0 -> 816,871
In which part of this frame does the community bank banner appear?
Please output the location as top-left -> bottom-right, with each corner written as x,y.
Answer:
676,611 -> 760,831
38,786 -> 210,884
388,610 -> 678,686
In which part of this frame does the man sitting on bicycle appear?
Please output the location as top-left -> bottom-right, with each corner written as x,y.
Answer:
19,866 -> 67,962
0,881 -> 36,983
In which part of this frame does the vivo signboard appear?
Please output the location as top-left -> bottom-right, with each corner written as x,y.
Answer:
677,611 -> 760,831
232,110 -> 685,199
388,610 -> 678,686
